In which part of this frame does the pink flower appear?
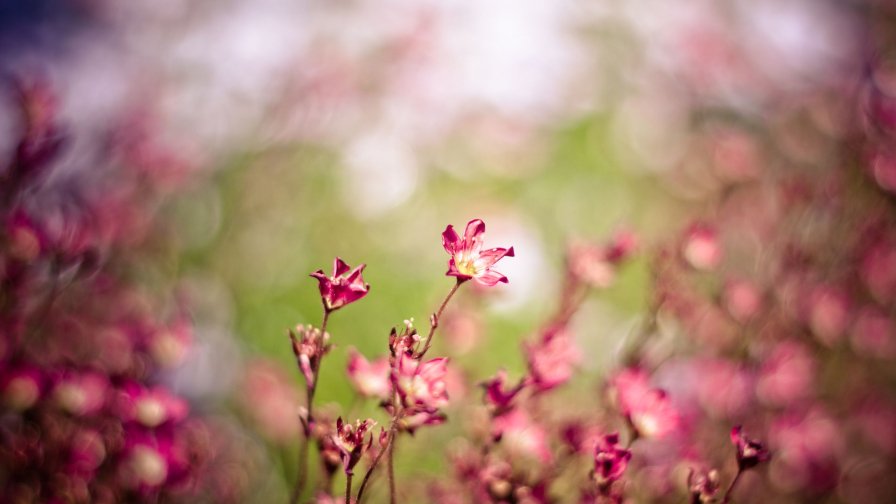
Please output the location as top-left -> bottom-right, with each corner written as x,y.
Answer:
116,381 -> 189,428
332,417 -> 375,475
442,219 -> 514,286
393,354 -> 450,412
346,348 -> 391,400
310,257 -> 370,311
524,326 -> 581,392
627,389 -> 681,440
491,409 -> 552,463
681,224 -> 722,271
289,325 -> 332,387
592,433 -> 632,487
730,425 -> 771,470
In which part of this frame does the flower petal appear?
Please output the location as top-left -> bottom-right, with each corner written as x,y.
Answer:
333,257 -> 351,277
463,219 -> 486,254
474,269 -> 508,286
442,225 -> 460,255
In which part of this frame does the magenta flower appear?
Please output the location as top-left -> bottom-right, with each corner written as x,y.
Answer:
592,433 -> 632,488
730,425 -> 771,470
332,417 -> 375,475
310,257 -> 370,311
346,348 -> 391,400
442,219 -> 515,286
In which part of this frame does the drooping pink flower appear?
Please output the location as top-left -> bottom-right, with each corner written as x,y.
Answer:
332,417 -> 375,475
442,219 -> 514,286
730,425 -> 771,471
289,325 -> 332,387
592,433 -> 632,487
310,257 -> 370,311
346,348 -> 391,400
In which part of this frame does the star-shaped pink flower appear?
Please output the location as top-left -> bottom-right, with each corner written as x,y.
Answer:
442,219 -> 514,286
310,257 -> 370,311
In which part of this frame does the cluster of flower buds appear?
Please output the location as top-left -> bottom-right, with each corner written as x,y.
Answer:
290,324 -> 332,388
332,417 -> 376,475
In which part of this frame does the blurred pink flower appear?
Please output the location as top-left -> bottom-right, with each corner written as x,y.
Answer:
627,389 -> 681,440
346,348 -> 391,400
310,257 -> 370,311
850,307 -> 895,359
687,467 -> 720,503
492,409 -> 552,463
116,382 -> 189,428
481,369 -> 525,413
681,224 -> 722,271
568,230 -> 638,288
241,360 -> 301,443
756,340 -> 816,407
51,371 -> 109,417
806,285 -> 851,346
722,278 -> 763,324
442,219 -> 515,286
524,326 -> 581,392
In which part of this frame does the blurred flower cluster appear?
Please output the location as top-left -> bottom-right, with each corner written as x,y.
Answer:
0,79 -> 249,503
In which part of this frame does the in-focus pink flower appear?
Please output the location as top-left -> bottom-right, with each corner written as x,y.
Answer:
310,257 -> 370,311
332,417 -> 375,475
730,425 -> 771,470
592,433 -> 632,487
346,348 -> 391,400
442,219 -> 514,286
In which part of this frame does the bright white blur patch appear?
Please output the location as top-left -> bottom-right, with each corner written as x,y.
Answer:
342,128 -> 419,218
479,216 -> 549,313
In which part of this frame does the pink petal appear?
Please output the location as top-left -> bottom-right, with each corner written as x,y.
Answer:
474,269 -> 508,286
333,257 -> 351,277
475,246 -> 515,269
346,263 -> 367,284
463,219 -> 486,254
442,225 -> 460,255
